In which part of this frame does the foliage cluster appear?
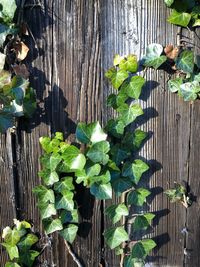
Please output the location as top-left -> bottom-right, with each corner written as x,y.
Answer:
164,0 -> 200,27
142,43 -> 200,101
0,0 -> 36,133
1,219 -> 40,267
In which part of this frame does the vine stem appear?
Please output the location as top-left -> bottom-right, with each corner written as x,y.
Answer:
64,240 -> 83,267
120,191 -> 126,267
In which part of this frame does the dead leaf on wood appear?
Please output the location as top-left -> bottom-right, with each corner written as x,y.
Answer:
21,22 -> 29,36
13,41 -> 29,61
12,64 -> 30,79
164,44 -> 179,60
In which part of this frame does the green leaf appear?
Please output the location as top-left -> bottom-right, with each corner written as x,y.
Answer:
55,132 -> 64,141
0,23 -> 17,47
122,129 -> 147,151
122,160 -> 149,184
105,67 -> 129,89
175,50 -> 194,73
133,213 -> 155,231
38,202 -> 57,219
164,0 -> 174,7
62,145 -> 86,170
1,243 -> 19,260
86,140 -> 110,165
110,144 -> 130,165
105,119 -> 125,138
0,70 -> 11,89
49,153 -> 62,171
113,54 -> 124,66
144,55 -> 167,69
124,256 -> 145,267
39,170 -> 59,186
168,78 -> 183,93
0,111 -> 14,133
104,226 -> 128,249
33,185 -> 55,204
60,209 -> 79,224
119,54 -> 138,73
127,188 -> 151,206
59,224 -> 78,244
19,250 -> 40,267
0,0 -> 17,24
90,182 -> 112,199
179,81 -> 200,101
167,9 -> 191,27
89,170 -> 111,185
43,219 -> 63,235
75,163 -> 101,186
111,171 -> 133,196
117,103 -> 144,126
54,177 -> 75,192
18,234 -> 38,251
2,227 -> 21,246
132,239 -> 156,259
5,263 -> 21,267
105,203 -> 129,224
76,121 -> 107,144
126,76 -> 146,99
143,43 -> 166,69
55,191 -> 74,211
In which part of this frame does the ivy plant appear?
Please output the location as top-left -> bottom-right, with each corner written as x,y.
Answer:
34,54 -> 157,266
164,0 -> 200,27
0,0 -> 36,133
1,219 -> 40,267
142,43 -> 200,101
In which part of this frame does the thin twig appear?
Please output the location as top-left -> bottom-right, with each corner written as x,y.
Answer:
64,240 -> 83,267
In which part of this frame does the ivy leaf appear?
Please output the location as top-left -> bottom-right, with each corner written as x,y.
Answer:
122,160 -> 149,184
0,24 -> 17,47
59,224 -> 78,244
43,219 -> 63,235
76,121 -> 107,144
54,177 -> 75,192
0,70 -> 11,88
175,50 -> 194,73
122,129 -> 148,151
50,153 -> 62,171
90,182 -> 112,199
105,119 -> 125,138
38,202 -> 57,219
0,111 -> 14,133
168,78 -> 183,93
131,239 -> 156,259
119,54 -> 138,73
167,9 -> 191,27
60,209 -> 79,224
87,140 -> 110,165
5,263 -> 21,267
126,76 -> 146,99
19,250 -> 40,267
0,0 -> 17,24
104,226 -> 128,249
164,0 -> 174,7
179,81 -> 200,101
143,43 -> 167,69
62,145 -> 86,170
55,191 -> 74,211
75,163 -> 101,186
32,185 -> 55,204
105,203 -> 129,224
39,170 -> 59,186
105,67 -> 129,89
133,213 -> 155,231
117,103 -> 144,126
124,256 -> 145,267
111,171 -> 133,196
1,227 -> 21,246
110,144 -> 130,165
18,234 -> 38,251
127,188 -> 151,206
113,54 -> 124,66
89,171 -> 111,185
1,243 -> 19,260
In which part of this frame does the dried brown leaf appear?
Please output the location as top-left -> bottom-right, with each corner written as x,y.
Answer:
12,64 -> 30,79
164,44 -> 179,60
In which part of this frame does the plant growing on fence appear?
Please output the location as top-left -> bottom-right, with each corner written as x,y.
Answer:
34,54 -> 157,266
0,0 -> 36,133
164,0 -> 200,27
1,219 -> 40,267
142,43 -> 200,101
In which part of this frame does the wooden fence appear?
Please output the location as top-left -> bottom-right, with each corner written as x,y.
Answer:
1,0 -> 200,266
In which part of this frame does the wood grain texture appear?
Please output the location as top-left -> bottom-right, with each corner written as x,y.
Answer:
0,0 -> 200,266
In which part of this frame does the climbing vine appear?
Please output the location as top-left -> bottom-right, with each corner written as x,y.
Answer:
164,0 -> 200,27
0,0 -> 36,133
33,54 -> 156,266
1,219 -> 41,267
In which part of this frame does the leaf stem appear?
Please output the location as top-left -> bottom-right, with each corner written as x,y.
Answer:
64,240 -> 83,267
